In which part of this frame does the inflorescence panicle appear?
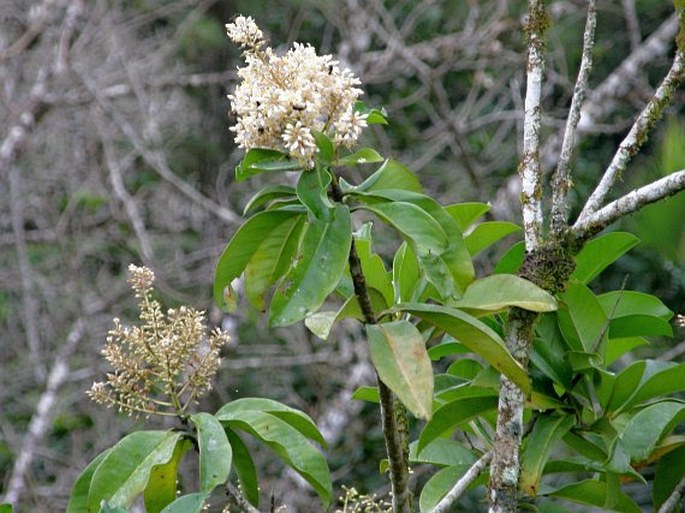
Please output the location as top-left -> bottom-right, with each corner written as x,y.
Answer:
88,264 -> 230,417
226,15 -> 368,168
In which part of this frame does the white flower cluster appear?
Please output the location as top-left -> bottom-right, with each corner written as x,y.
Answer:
226,16 -> 368,168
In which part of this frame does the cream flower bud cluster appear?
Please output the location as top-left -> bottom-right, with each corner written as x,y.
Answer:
226,16 -> 367,168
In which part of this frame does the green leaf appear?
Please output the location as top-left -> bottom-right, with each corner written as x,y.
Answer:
392,242 -> 420,303
419,465 -> 473,512
214,209 -> 302,309
350,386 -> 380,403
243,185 -> 296,215
418,396 -> 499,452
269,205 -> 352,327
558,281 -> 608,353
236,148 -> 301,181
190,413 -> 232,495
608,360 -> 685,412
409,438 -> 477,467
296,167 -> 334,221
619,401 -> 685,463
609,316 -> 673,339
520,415 -> 575,496
244,215 -> 305,311
98,504 -> 129,513
572,232 -> 640,284
531,314 -> 573,390
159,493 -> 206,513
464,221 -> 521,257
355,159 -> 422,193
445,203 -> 490,231
494,241 -> 525,275
451,274 -> 557,315
334,147 -> 384,167
598,291 -> 674,320
312,131 -> 334,164
0,505 -> 12,513
606,337 -> 649,365
356,191 -> 475,298
353,101 -> 388,125
543,479 -> 641,513
88,431 -> 183,511
354,223 -> 394,305
67,449 -> 111,513
216,397 -> 325,447
144,439 -> 191,513
367,321 -> 434,420
224,428 -> 259,507
216,411 -> 332,506
398,303 -> 530,394
654,445 -> 685,510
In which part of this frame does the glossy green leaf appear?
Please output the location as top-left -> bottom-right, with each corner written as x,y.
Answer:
620,401 -> 685,463
398,303 -> 530,394
144,439 -> 191,513
494,240 -> 525,275
606,337 -> 649,365
598,291 -> 674,320
296,167 -> 333,221
558,281 -> 608,353
216,397 -> 325,447
216,410 -> 332,506
312,130 -> 334,164
654,445 -> 685,510
609,316 -> 673,339
464,221 -> 520,257
190,413 -> 232,495
409,438 -> 477,467
244,215 -> 304,311
88,431 -> 182,511
531,314 -> 573,390
451,274 -> 557,315
355,159 -> 422,193
354,223 -> 394,305
520,415 -> 575,496
418,396 -> 499,452
67,449 -> 111,513
392,242 -> 420,303
625,361 -> 685,410
353,101 -> 389,125
269,205 -> 352,327
159,493 -> 205,513
543,479 -> 641,513
572,232 -> 640,284
334,148 -> 384,167
355,189 -> 475,298
427,340 -> 468,361
562,432 -> 608,463
419,465 -> 473,512
236,148 -> 301,181
445,203 -> 490,231
350,385 -> 380,403
243,185 -> 296,215
214,209 -> 302,309
367,321 -> 434,420
224,428 -> 259,506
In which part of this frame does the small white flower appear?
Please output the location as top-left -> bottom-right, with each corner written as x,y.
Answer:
225,16 -> 263,49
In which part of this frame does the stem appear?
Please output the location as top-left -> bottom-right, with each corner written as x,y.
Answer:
226,482 -> 263,513
330,175 -> 411,513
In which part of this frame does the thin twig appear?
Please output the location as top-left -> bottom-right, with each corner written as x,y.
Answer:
550,0 -> 596,234
573,169 -> 685,237
428,452 -> 492,513
658,476 -> 685,513
576,47 -> 685,224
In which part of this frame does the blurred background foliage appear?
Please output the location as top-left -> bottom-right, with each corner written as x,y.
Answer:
0,0 -> 683,511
